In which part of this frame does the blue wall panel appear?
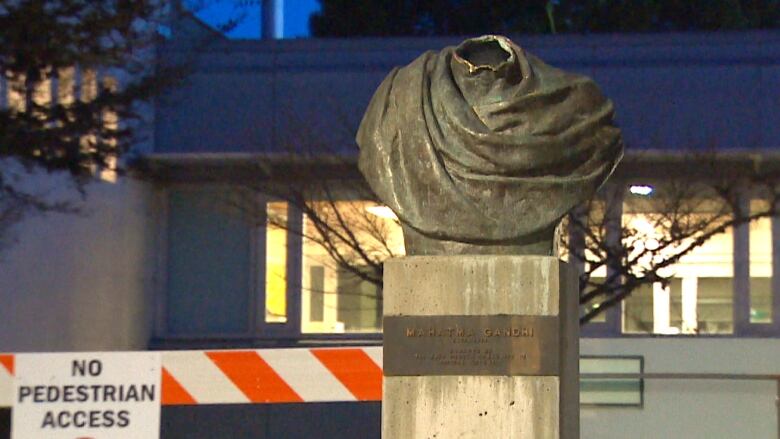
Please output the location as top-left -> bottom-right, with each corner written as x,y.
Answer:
156,32 -> 780,155
166,187 -> 252,334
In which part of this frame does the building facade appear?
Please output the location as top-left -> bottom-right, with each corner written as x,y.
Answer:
149,31 -> 780,342
2,29 -> 780,438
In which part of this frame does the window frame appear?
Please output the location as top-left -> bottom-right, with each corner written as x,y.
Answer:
153,184 -> 385,348
580,355 -> 644,408
153,177 -> 780,348
580,182 -> 780,338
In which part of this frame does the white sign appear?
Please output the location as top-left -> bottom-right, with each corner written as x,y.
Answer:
12,352 -> 161,439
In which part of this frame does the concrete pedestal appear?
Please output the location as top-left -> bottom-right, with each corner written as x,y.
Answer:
382,256 -> 579,439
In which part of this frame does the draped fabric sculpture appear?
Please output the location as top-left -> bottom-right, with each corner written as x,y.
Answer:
357,35 -> 623,255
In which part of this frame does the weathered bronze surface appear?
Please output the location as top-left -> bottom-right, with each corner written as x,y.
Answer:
384,315 -> 560,376
357,35 -> 623,255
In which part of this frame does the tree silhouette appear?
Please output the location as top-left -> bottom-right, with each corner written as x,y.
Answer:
311,0 -> 780,37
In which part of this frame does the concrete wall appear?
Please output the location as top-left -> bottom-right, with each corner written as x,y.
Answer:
0,173 -> 155,352
581,338 -> 779,439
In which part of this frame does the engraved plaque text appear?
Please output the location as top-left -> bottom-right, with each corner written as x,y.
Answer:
383,315 -> 560,376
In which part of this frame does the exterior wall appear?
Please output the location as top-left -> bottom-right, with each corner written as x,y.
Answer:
156,31 -> 780,156
3,342 -> 773,438
1,28 -> 778,436
581,338 -> 779,439
0,173 -> 155,352
147,31 -> 780,437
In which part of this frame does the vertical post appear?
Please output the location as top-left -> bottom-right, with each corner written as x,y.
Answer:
253,196 -> 267,332
262,0 -> 284,40
604,183 -> 625,334
734,193 -> 750,334
153,187 -> 169,338
771,203 -> 780,332
652,283 -> 671,334
681,277 -> 698,333
0,74 -> 7,109
568,205 -> 586,280
285,202 -> 303,336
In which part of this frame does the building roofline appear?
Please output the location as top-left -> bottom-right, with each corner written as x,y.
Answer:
164,29 -> 780,54
136,149 -> 780,183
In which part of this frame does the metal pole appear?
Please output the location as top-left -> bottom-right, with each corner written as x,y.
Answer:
262,0 -> 284,39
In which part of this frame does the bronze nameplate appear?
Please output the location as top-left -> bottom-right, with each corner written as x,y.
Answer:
383,315 -> 560,376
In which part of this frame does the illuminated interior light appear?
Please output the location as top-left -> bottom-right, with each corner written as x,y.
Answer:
365,205 -> 398,220
631,217 -> 656,235
681,277 -> 698,334
652,282 -> 672,334
629,185 -> 654,196
99,156 -> 118,183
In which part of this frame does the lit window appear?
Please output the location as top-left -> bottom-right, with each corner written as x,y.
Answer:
265,202 -> 288,323
575,200 -> 609,324
582,274 -> 607,323
81,69 -> 98,102
5,73 -> 51,112
622,190 -> 734,334
749,200 -> 772,324
300,201 -> 403,333
32,76 -> 51,108
7,74 -> 26,111
57,67 -> 76,105
78,69 -> 99,166
99,75 -> 119,183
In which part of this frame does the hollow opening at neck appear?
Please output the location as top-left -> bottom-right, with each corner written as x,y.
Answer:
455,37 -> 512,71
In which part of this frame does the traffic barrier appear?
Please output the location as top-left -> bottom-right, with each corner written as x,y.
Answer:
0,354 -> 12,407
0,347 -> 383,408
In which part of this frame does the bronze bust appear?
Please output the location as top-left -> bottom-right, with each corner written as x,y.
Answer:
357,35 -> 623,255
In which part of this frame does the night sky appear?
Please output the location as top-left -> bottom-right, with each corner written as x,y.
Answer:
192,0 -> 321,39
